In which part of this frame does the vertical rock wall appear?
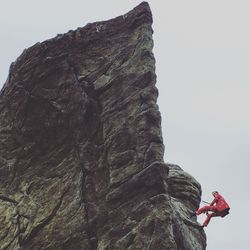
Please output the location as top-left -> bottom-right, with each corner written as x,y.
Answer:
0,2 -> 206,249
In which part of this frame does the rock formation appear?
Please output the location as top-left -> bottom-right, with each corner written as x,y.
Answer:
0,2 -> 206,249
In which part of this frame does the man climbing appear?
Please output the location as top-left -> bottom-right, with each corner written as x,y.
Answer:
194,191 -> 230,227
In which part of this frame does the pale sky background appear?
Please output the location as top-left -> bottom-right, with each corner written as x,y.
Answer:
0,1 -> 249,249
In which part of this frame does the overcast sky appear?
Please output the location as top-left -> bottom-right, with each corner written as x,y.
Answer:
1,1 -> 249,249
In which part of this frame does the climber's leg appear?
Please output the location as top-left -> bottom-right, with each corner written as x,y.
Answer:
196,205 -> 217,215
203,212 -> 220,227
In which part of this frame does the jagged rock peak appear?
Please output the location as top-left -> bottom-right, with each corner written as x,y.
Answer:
0,2 -> 206,249
1,1 -> 152,90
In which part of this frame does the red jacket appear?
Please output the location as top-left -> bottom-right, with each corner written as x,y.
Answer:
210,193 -> 230,212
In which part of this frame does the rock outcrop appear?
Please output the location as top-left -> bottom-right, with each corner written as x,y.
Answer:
0,2 -> 206,249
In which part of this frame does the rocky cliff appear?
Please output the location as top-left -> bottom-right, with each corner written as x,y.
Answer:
0,2 -> 206,249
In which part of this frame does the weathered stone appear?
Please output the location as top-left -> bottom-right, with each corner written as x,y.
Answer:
167,164 -> 206,249
0,2 -> 206,249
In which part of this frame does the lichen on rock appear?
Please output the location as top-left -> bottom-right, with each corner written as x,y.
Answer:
0,2 -> 206,249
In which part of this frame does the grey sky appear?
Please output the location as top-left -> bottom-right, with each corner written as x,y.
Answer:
1,1 -> 249,249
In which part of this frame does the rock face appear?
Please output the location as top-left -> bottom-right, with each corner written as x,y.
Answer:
0,2 -> 206,249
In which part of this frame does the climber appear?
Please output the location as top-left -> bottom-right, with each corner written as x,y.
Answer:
194,191 -> 230,227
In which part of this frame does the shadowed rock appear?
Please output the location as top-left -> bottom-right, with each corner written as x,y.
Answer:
0,2 -> 206,249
